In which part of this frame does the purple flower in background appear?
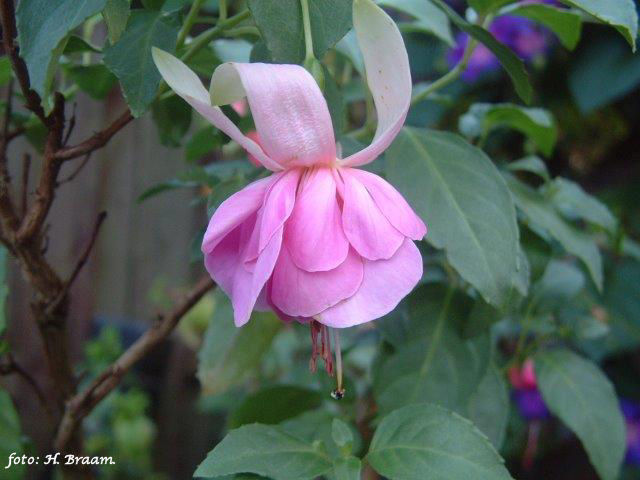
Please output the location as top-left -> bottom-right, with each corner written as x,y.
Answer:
509,359 -> 550,421
622,399 -> 640,466
447,1 -> 555,82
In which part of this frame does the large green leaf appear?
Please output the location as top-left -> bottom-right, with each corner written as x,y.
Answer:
366,403 -> 514,480
0,389 -> 25,480
466,364 -> 509,450
375,289 -> 491,414
194,424 -> 333,479
386,128 -> 519,307
379,0 -> 453,45
505,174 -> 603,290
248,0 -> 352,63
197,291 -> 281,396
430,0 -> 532,103
103,0 -> 131,44
547,178 -> 617,233
532,260 -> 585,313
569,34 -> 640,112
16,0 -> 108,97
503,3 -> 582,50
535,349 -> 625,480
559,0 -> 638,51
228,386 -> 322,429
103,10 -> 179,116
459,103 -> 557,156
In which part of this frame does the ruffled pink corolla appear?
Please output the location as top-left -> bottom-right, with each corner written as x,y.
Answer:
153,0 -> 426,331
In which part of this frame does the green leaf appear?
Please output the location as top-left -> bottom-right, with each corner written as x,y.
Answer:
197,291 -> 281,396
367,403 -> 514,480
503,4 -> 582,50
533,260 -> 585,312
0,389 -> 25,480
16,0 -> 108,98
248,0 -> 352,63
569,34 -> 640,112
460,103 -> 557,157
194,424 -> 333,480
466,364 -> 509,450
559,0 -> 638,51
379,0 -> 454,45
0,58 -> 11,87
535,349 -> 626,480
375,297 -> 491,414
386,128 -> 519,307
152,95 -> 192,147
323,67 -> 345,137
507,155 -> 550,182
468,0 -> 516,15
547,178 -> 617,233
333,457 -> 361,480
335,30 -> 365,77
63,35 -> 101,54
65,64 -> 117,99
186,126 -> 225,163
228,386 -> 322,429
331,419 -> 354,450
137,178 -> 196,203
430,0 -> 532,103
103,9 -> 179,117
103,0 -> 131,44
505,174 -> 603,290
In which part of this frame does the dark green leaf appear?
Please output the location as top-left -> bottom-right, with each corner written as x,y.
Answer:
228,386 -> 322,429
547,178 -> 617,233
533,260 -> 585,312
367,403 -> 514,480
16,0 -> 108,97
137,178 -> 196,203
468,0 -> 516,15
559,0 -> 638,51
186,126 -> 225,163
323,67 -> 345,137
197,291 -> 281,396
379,0 -> 453,45
63,35 -> 101,54
0,58 -> 11,87
505,174 -> 603,290
331,418 -> 354,450
466,364 -> 509,450
460,103 -> 557,156
248,0 -> 352,63
103,0 -> 131,44
569,34 -> 640,112
507,155 -> 550,182
431,0 -> 532,103
66,64 -> 117,99
386,128 -> 520,307
535,349 -> 626,480
504,3 -> 582,49
103,10 -> 180,116
194,424 -> 333,480
142,0 -> 166,9
0,389 -> 24,480
152,95 -> 192,147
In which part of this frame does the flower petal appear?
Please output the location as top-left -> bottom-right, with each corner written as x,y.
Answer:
152,48 -> 282,171
211,62 -> 336,168
318,238 -> 422,328
341,169 -> 404,260
270,246 -> 364,318
348,168 -> 426,240
285,167 -> 349,272
340,0 -> 412,167
202,175 -> 277,254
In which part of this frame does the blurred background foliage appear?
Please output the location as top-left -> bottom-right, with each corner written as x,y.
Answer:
1,0 -> 640,479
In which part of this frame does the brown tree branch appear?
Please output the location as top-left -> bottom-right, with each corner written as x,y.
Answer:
55,110 -> 133,161
58,153 -> 91,185
20,152 -> 30,216
0,353 -> 52,417
0,0 -> 48,125
53,276 -> 215,452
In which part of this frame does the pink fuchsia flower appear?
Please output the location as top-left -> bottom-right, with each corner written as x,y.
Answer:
153,1 -> 425,339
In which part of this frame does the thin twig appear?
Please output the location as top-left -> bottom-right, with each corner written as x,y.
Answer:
0,353 -> 51,416
62,103 -> 77,146
58,153 -> 91,185
46,212 -> 107,315
53,276 -> 215,452
54,110 -> 133,161
20,153 -> 30,217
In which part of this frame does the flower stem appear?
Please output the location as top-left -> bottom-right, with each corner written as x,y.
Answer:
300,0 -> 315,62
176,0 -> 206,49
219,0 -> 228,22
182,9 -> 251,63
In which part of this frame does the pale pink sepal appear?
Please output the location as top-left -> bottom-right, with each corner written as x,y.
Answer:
211,63 -> 337,168
318,238 -> 422,328
340,0 -> 412,168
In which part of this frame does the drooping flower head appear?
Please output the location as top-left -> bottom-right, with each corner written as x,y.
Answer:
509,358 -> 550,421
621,399 -> 640,466
152,0 -> 426,386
